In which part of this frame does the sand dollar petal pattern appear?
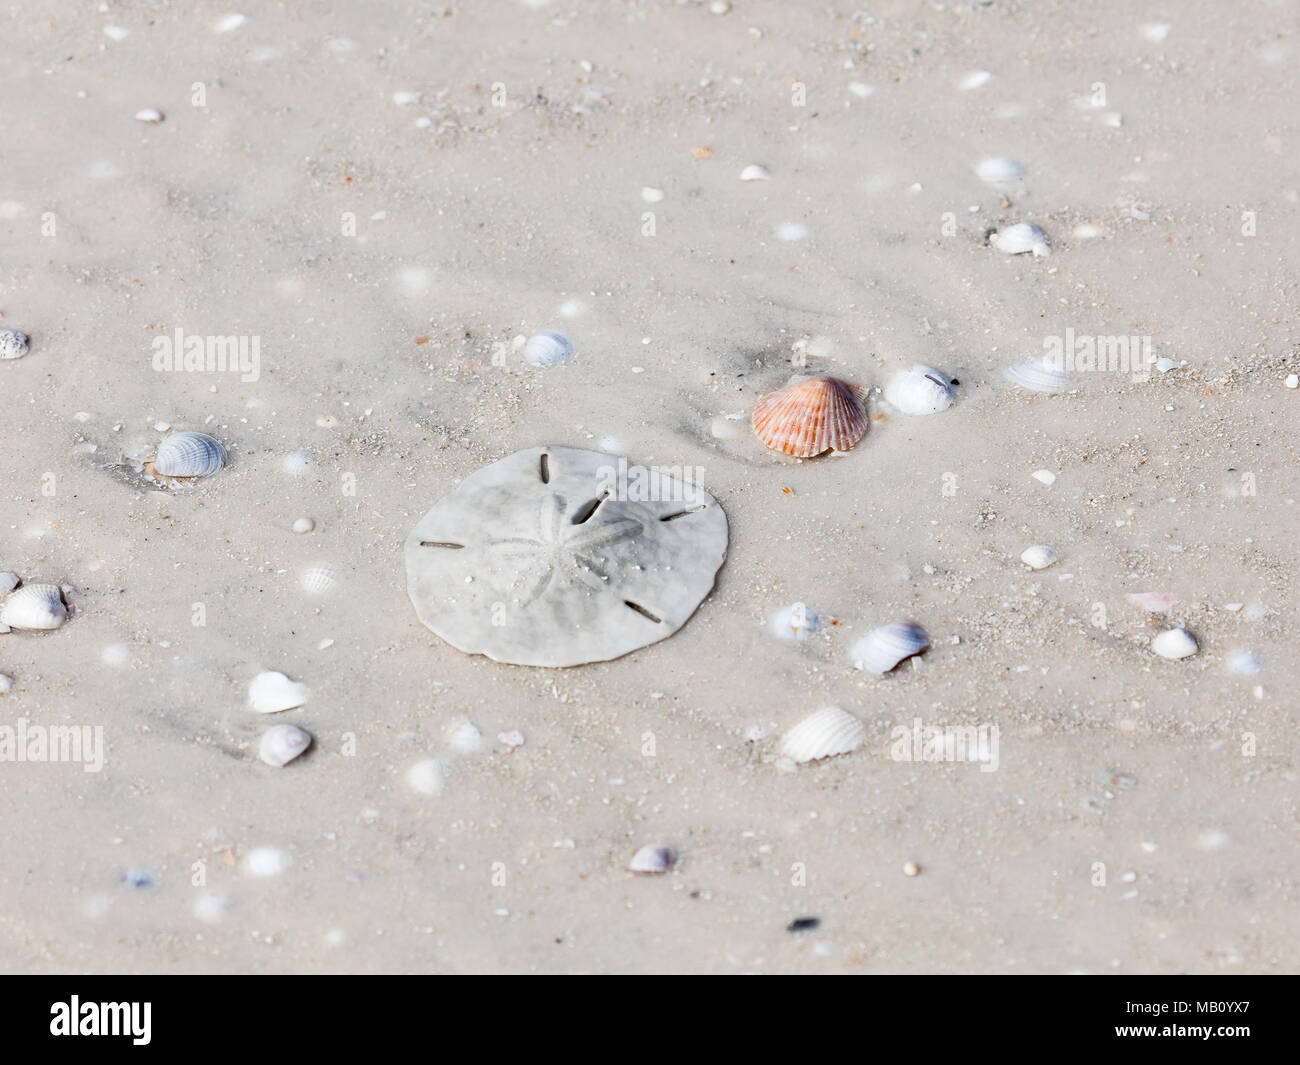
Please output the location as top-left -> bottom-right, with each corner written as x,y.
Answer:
405,446 -> 729,667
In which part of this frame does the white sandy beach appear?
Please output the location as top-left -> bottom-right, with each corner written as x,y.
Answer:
0,0 -> 1297,973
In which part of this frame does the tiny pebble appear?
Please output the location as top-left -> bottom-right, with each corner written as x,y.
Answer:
135,108 -> 164,123
903,861 -> 921,877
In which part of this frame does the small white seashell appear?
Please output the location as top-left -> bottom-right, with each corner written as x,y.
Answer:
628,844 -> 676,874
258,724 -> 312,766
447,720 -> 483,754
245,846 -> 288,877
739,164 -> 770,181
1020,545 -> 1058,570
851,621 -> 930,674
991,222 -> 1050,256
779,706 -> 865,763
1031,469 -> 1057,486
0,572 -> 19,592
903,861 -> 921,877
0,329 -> 29,359
1073,223 -> 1102,240
392,90 -> 421,106
135,108 -> 164,123
958,70 -> 992,91
152,431 -> 227,477
883,365 -> 956,415
641,186 -> 664,202
1005,355 -> 1069,393
1285,374 -> 1298,389
1151,627 -> 1198,660
1155,357 -> 1176,372
976,156 -> 1024,185
248,670 -> 309,713
406,758 -> 444,796
282,450 -> 311,474
292,517 -> 315,534
523,331 -> 573,367
1,583 -> 68,631
1227,650 -> 1260,676
498,729 -> 525,750
1141,22 -> 1171,44
0,673 -> 12,693
300,564 -> 337,594
770,602 -> 819,641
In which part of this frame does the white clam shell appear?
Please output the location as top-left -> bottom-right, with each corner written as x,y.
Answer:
770,602 -> 819,640
1004,355 -> 1069,393
976,156 -> 1024,185
991,222 -> 1050,256
447,719 -> 483,754
851,621 -> 930,674
628,844 -> 676,874
1152,627 -> 1198,660
300,564 -> 337,595
883,365 -> 956,415
739,164 -> 770,181
245,846 -> 289,877
522,331 -> 573,366
0,329 -> 30,360
406,758 -> 444,796
248,670 -> 309,713
152,431 -> 227,477
258,724 -> 312,766
1,583 -> 68,631
779,706 -> 865,764
1020,545 -> 1058,570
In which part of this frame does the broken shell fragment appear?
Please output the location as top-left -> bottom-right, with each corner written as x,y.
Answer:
851,621 -> 930,674
628,844 -> 676,874
779,706 -> 865,763
248,670 -> 309,713
151,431 -> 227,478
1020,544 -> 1058,570
883,365 -> 956,415
258,724 -> 312,767
752,375 -> 869,457
0,329 -> 30,360
1151,627 -> 1198,660
1,583 -> 68,631
976,156 -> 1024,185
770,602 -> 819,641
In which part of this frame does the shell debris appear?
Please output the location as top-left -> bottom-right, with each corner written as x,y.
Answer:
0,329 -> 30,360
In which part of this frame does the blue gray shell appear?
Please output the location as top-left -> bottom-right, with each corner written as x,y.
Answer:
153,431 -> 228,477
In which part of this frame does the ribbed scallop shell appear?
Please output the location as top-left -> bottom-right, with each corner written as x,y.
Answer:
153,431 -> 227,477
883,365 -> 955,415
300,564 -> 337,595
258,724 -> 312,766
779,706 -> 865,763
522,331 -> 573,366
752,375 -> 869,457
1,583 -> 68,631
1004,355 -> 1068,393
851,621 -> 930,674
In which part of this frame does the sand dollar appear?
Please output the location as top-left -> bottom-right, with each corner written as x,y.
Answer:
405,445 -> 728,667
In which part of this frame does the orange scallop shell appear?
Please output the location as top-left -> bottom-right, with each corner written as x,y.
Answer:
751,375 -> 869,457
